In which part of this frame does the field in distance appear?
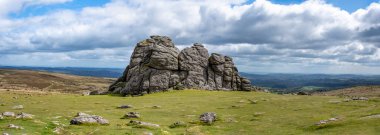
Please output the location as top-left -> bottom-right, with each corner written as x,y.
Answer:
0,69 -> 114,94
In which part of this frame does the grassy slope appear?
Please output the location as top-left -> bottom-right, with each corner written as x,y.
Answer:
0,69 -> 114,93
1,90 -> 380,135
317,86 -> 380,97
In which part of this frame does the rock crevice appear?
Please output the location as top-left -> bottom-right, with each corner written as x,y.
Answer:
109,36 -> 253,95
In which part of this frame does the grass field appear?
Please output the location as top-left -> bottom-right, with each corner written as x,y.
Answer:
1,90 -> 380,135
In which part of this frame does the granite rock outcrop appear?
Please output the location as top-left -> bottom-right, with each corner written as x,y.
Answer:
109,36 -> 253,95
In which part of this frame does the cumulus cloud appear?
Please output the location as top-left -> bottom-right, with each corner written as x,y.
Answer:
0,0 -> 380,74
0,0 -> 72,17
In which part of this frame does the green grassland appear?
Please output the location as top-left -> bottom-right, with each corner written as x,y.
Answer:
1,90 -> 380,135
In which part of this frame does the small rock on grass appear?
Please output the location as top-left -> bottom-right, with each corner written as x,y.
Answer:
352,97 -> 369,101
199,112 -> 217,124
8,124 -> 23,130
16,112 -> 34,119
169,121 -> 187,128
82,91 -> 90,96
315,117 -> 340,126
117,105 -> 133,109
12,105 -> 23,110
128,120 -> 160,128
0,115 -> 3,120
123,112 -> 140,119
2,112 -> 15,117
70,112 -> 109,125
2,133 -> 10,135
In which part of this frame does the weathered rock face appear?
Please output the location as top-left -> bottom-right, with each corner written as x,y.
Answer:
109,36 -> 253,95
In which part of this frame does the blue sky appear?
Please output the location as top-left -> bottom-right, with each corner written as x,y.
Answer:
1,0 -> 380,74
269,0 -> 379,12
10,0 -> 111,18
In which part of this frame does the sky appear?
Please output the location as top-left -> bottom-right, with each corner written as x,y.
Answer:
0,0 -> 380,74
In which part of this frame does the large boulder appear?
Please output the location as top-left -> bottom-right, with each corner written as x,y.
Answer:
109,36 -> 253,95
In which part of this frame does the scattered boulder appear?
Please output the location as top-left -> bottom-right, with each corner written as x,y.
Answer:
2,112 -> 15,117
315,117 -> 339,126
199,112 -> 217,124
82,91 -> 90,96
123,112 -> 140,119
169,121 -> 187,128
70,112 -> 109,125
117,105 -> 133,109
352,97 -> 369,101
128,120 -> 160,128
16,112 -> 34,119
109,36 -> 254,95
7,124 -> 23,130
12,105 -> 23,110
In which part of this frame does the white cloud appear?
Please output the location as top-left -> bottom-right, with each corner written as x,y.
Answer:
0,0 -> 380,74
0,0 -> 72,17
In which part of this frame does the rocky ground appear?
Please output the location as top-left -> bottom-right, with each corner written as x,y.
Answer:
0,90 -> 379,134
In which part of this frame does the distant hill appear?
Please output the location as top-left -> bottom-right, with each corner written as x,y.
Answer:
241,73 -> 380,93
0,69 -> 115,93
315,86 -> 380,97
0,66 -> 124,78
2,66 -> 380,94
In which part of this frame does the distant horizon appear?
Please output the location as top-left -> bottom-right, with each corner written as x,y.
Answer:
2,65 -> 380,76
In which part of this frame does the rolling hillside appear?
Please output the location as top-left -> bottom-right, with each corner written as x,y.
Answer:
1,90 -> 380,134
316,86 -> 380,97
0,69 -> 114,94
